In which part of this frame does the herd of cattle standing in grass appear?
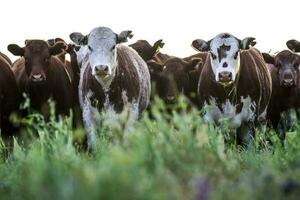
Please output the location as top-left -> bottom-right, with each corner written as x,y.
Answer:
0,26 -> 300,149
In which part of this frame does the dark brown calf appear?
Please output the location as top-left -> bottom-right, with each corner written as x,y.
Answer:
263,50 -> 300,143
147,55 -> 204,105
0,53 -> 21,137
8,40 -> 73,117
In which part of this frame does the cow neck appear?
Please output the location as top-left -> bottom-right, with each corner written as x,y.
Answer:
223,69 -> 241,104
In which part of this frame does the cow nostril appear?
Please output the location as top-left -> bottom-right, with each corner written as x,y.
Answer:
104,66 -> 109,72
223,62 -> 228,68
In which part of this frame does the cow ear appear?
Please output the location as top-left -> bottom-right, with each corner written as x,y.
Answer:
286,39 -> 300,52
147,60 -> 163,73
70,32 -> 88,45
262,53 -> 275,64
153,39 -> 165,53
49,41 -> 67,56
47,39 -> 55,46
117,30 -> 134,44
191,39 -> 210,52
240,37 -> 256,49
184,58 -> 202,72
7,44 -> 24,56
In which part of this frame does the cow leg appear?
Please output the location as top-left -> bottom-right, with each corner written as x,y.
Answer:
237,122 -> 255,148
82,102 -> 100,150
277,109 -> 297,145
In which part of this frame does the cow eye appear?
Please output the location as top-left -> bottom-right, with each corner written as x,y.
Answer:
88,45 -> 93,52
234,51 -> 239,59
210,52 -> 217,60
294,64 -> 299,69
111,45 -> 116,51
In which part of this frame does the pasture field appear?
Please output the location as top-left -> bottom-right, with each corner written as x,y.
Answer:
0,97 -> 299,200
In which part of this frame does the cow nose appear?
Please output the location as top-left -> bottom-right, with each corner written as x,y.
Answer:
165,95 -> 176,104
31,74 -> 45,82
95,65 -> 109,75
218,71 -> 232,82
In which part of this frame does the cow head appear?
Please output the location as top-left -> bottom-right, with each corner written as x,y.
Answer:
8,40 -> 66,83
47,38 -> 68,61
192,33 -> 256,85
263,51 -> 300,87
147,57 -> 201,104
130,39 -> 164,61
70,27 -> 133,88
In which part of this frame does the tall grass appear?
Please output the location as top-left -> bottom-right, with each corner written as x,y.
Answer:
0,96 -> 300,200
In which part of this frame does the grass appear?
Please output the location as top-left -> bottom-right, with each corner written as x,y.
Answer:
0,96 -> 300,200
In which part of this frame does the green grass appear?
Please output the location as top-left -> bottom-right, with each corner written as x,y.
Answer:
0,97 -> 300,200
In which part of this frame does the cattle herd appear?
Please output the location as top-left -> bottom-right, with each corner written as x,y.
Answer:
1,26 -> 300,149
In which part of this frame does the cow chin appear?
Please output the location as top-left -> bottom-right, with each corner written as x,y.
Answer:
92,70 -> 115,90
215,70 -> 236,86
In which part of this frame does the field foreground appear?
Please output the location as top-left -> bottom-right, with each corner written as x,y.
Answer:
0,97 -> 300,200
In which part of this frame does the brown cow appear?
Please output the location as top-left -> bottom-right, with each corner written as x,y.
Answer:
8,40 -> 73,117
0,51 -> 12,66
192,33 -> 271,146
70,27 -> 151,149
263,48 -> 300,144
130,39 -> 171,63
0,52 -> 21,137
47,38 -> 82,126
147,55 -> 204,105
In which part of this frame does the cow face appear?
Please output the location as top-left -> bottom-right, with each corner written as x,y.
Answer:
263,51 -> 300,87
192,33 -> 256,85
8,40 -> 66,83
70,27 -> 133,88
147,58 -> 201,104
130,39 -> 164,61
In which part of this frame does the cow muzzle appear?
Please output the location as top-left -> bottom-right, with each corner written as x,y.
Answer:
30,74 -> 46,83
164,95 -> 177,104
282,78 -> 296,87
94,65 -> 110,77
281,73 -> 296,87
218,71 -> 233,83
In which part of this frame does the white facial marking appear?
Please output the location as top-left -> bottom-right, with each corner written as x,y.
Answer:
210,33 -> 241,83
81,27 -> 119,89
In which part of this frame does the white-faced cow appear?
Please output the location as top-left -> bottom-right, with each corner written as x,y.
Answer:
8,40 -> 73,117
192,33 -> 271,146
70,27 -> 151,148
262,41 -> 300,144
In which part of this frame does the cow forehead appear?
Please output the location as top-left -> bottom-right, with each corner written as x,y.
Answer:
25,40 -> 49,54
210,34 -> 239,54
88,27 -> 117,46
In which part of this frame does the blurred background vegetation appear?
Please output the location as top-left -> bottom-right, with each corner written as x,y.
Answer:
0,96 -> 300,200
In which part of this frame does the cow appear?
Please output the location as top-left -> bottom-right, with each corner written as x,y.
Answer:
146,56 -> 204,105
262,47 -> 300,144
7,40 -> 73,117
192,33 -> 271,146
0,51 -> 12,66
0,52 -> 21,137
70,26 -> 151,149
47,38 -> 82,126
129,39 -> 165,61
